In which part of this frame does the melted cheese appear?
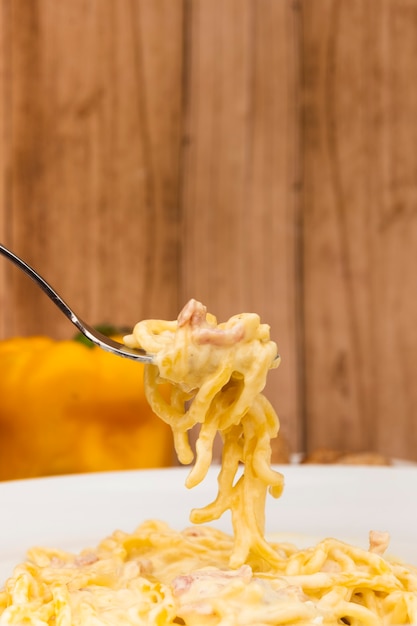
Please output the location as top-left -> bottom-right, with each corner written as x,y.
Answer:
1,300 -> 417,625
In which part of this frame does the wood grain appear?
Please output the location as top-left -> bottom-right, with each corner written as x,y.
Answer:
3,0 -> 183,337
180,0 -> 302,451
0,0 -> 9,336
2,0 -> 417,462
301,0 -> 417,460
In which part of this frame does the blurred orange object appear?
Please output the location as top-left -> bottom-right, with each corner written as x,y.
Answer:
0,336 -> 174,480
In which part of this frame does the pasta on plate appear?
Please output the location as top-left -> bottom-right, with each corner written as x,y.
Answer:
1,299 -> 417,626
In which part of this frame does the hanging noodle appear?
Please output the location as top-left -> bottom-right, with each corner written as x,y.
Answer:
1,299 -> 417,626
124,298 -> 284,567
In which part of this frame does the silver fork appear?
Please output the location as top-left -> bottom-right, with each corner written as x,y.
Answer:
0,244 -> 153,363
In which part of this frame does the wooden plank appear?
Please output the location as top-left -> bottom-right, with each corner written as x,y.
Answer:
301,0 -> 417,460
4,0 -> 184,338
0,0 -> 9,336
371,0 -> 417,460
180,0 -> 302,452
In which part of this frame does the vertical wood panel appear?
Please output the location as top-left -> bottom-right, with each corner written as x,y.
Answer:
3,0 -> 417,462
3,0 -> 184,337
371,1 -> 417,459
0,1 -> 9,336
302,0 -> 417,460
181,0 -> 302,451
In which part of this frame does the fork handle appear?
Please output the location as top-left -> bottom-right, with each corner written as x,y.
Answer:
0,243 -> 153,363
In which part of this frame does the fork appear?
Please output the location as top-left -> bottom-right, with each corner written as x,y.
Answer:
0,244 -> 153,363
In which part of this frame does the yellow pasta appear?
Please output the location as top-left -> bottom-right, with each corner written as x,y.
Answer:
124,298 -> 284,567
1,522 -> 417,625
1,299 -> 417,625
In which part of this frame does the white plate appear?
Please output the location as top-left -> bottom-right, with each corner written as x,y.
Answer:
1,465 -> 416,586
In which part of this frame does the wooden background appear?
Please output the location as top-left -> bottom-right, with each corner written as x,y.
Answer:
1,0 -> 417,461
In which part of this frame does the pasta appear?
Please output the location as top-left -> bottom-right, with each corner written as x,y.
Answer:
123,297 -> 284,568
1,299 -> 417,625
1,521 -> 417,624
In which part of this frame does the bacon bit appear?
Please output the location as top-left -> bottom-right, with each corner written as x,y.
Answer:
74,552 -> 99,567
173,574 -> 194,594
369,530 -> 390,555
193,323 -> 245,346
177,299 -> 245,346
177,299 -> 207,328
182,528 -> 201,538
172,565 -> 252,597
271,584 -> 308,603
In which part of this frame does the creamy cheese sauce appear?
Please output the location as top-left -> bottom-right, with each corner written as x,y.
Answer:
1,300 -> 417,625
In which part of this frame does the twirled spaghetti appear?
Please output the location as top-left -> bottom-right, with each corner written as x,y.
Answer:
1,299 -> 417,626
124,298 -> 284,567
